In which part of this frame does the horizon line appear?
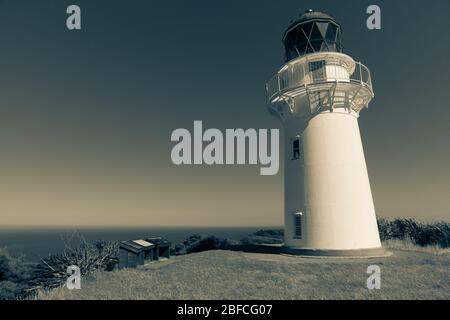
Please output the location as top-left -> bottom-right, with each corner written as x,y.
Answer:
0,225 -> 284,230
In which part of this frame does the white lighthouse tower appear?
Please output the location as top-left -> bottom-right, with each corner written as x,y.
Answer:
267,10 -> 385,256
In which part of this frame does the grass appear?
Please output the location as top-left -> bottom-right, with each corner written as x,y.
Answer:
35,242 -> 450,300
2,218 -> 449,300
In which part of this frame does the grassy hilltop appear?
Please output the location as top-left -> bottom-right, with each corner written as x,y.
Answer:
1,218 -> 450,300
36,244 -> 449,300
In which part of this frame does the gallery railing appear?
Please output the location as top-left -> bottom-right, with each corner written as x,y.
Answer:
266,60 -> 373,103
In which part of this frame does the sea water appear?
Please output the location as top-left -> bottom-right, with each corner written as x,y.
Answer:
0,226 -> 276,262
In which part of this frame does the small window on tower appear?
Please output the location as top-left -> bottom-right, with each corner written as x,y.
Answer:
292,138 -> 300,160
293,213 -> 302,239
309,60 -> 325,72
309,60 -> 326,81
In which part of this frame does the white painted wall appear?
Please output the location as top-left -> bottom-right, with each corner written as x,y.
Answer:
283,110 -> 381,250
325,65 -> 350,82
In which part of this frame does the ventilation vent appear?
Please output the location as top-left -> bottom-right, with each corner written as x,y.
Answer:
293,213 -> 302,239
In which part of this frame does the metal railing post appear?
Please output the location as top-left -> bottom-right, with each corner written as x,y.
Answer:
359,63 -> 363,85
277,73 -> 281,93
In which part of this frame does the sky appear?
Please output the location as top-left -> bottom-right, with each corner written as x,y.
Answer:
0,0 -> 449,227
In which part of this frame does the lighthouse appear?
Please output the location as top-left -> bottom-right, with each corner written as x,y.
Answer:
267,10 -> 385,256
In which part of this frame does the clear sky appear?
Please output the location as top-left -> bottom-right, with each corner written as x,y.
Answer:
0,0 -> 449,227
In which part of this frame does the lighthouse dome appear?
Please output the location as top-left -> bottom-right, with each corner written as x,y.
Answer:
283,9 -> 343,62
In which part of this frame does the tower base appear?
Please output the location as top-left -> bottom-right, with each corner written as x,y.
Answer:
282,246 -> 390,258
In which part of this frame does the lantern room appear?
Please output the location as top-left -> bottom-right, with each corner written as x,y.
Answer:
283,9 -> 343,62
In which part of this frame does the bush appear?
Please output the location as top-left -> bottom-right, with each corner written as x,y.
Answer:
0,248 -> 35,299
1,235 -> 119,299
378,218 -> 450,248
171,234 -> 239,256
240,229 -> 284,245
28,234 -> 119,291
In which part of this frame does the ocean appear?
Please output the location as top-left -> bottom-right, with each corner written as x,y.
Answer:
0,226 -> 277,262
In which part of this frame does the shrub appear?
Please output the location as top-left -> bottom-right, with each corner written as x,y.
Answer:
171,234 -> 239,256
28,234 -> 119,291
240,229 -> 284,245
378,218 -> 450,248
0,248 -> 35,299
